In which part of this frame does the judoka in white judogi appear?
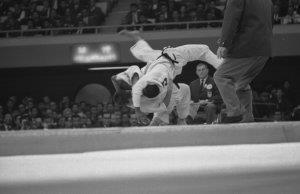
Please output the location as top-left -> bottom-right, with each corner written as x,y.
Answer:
114,31 -> 223,125
129,37 -> 223,124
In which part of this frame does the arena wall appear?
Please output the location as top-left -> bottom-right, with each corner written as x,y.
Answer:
0,25 -> 299,68
1,122 -> 299,156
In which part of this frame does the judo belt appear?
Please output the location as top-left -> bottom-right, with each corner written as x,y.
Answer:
156,52 -> 180,89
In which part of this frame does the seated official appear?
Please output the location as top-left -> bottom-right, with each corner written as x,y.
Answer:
188,62 -> 222,124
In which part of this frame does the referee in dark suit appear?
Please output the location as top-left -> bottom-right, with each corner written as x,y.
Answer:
214,0 -> 273,123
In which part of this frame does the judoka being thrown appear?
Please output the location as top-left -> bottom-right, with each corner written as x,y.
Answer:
113,30 -> 223,125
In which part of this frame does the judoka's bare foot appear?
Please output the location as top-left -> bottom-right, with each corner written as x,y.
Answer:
118,29 -> 142,41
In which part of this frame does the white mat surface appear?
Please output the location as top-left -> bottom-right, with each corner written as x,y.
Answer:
1,143 -> 300,194
2,121 -> 300,156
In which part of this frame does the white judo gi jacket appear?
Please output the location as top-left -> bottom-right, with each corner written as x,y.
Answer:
130,39 -> 223,114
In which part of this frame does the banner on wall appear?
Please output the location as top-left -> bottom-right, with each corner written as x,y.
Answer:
71,43 -> 120,64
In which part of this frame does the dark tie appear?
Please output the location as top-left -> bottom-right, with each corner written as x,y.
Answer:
200,79 -> 204,89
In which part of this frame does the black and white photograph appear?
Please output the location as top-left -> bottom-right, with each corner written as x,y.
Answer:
0,0 -> 300,193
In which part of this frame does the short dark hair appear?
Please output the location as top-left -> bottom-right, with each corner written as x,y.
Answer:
142,84 -> 160,98
196,62 -> 208,69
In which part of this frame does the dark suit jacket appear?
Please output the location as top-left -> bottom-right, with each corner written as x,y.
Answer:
221,0 -> 273,58
189,76 -> 222,105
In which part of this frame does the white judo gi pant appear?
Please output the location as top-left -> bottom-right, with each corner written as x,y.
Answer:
130,39 -> 223,76
153,83 -> 191,124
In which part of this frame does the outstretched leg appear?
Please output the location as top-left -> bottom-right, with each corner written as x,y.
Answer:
200,45 -> 224,69
119,29 -> 161,64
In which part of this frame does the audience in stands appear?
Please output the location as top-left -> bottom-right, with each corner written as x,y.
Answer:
0,0 -> 108,37
119,0 -> 224,31
1,0 -> 300,37
0,79 -> 298,131
251,80 -> 298,121
273,0 -> 300,24
123,3 -> 140,25
0,95 -> 139,130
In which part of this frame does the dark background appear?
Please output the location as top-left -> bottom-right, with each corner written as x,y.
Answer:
0,56 -> 299,104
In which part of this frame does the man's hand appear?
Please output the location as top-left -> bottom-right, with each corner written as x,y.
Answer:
135,107 -> 150,126
217,47 -> 228,59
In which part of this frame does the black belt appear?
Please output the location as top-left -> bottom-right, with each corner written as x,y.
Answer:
156,52 -> 178,66
156,48 -> 180,89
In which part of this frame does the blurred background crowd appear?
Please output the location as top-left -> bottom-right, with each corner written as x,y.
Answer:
0,95 -> 138,130
0,80 -> 299,131
252,80 -> 299,122
1,0 -> 300,36
0,0 -> 108,36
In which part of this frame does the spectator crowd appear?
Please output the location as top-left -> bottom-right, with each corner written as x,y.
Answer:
1,0 -> 300,37
0,95 -> 139,131
273,0 -> 300,24
120,0 -> 300,31
252,80 -> 299,122
0,0 -> 109,36
120,0 -> 225,31
0,80 -> 299,131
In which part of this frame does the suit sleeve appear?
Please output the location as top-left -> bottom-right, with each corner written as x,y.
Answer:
220,0 -> 245,48
189,81 -> 197,102
211,82 -> 223,104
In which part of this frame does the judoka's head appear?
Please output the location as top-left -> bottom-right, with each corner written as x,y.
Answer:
143,84 -> 160,98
